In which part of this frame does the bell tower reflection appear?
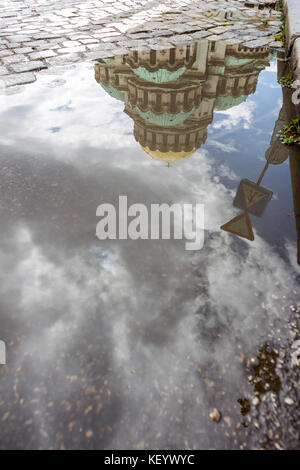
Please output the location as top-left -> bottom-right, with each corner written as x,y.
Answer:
94,39 -> 271,165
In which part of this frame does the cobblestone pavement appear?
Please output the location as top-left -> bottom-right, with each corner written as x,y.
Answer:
0,0 -> 283,88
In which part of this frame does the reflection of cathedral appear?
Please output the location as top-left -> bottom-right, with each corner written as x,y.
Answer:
95,40 -> 271,164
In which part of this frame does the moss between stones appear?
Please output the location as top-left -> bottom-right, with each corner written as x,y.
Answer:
278,72 -> 294,88
279,119 -> 300,146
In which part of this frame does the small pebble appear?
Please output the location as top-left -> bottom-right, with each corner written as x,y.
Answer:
284,397 -> 294,406
252,397 -> 260,407
209,408 -> 222,423
224,416 -> 231,427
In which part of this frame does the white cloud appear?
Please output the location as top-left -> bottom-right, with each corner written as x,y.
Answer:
213,100 -> 256,130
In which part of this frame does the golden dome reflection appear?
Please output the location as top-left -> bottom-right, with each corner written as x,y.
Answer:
94,40 -> 273,165
141,146 -> 197,164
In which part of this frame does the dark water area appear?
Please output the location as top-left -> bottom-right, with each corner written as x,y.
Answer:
0,39 -> 299,449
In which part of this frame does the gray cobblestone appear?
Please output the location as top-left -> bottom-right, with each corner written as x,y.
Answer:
13,47 -> 35,54
0,49 -> 13,58
243,37 -> 273,47
0,71 -> 36,87
29,50 -> 58,60
9,61 -> 48,73
2,54 -> 30,65
6,43 -> 22,49
79,38 -> 98,44
57,45 -> 86,53
24,40 -> 50,48
0,66 -> 9,76
62,40 -> 82,47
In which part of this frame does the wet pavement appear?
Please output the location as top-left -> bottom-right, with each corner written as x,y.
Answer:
0,38 -> 299,450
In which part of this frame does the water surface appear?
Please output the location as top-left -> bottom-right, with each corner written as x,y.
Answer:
0,39 -> 299,449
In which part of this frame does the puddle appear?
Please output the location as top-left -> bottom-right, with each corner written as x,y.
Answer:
0,39 -> 299,450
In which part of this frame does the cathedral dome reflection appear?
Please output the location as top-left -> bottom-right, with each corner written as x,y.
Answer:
94,39 -> 272,164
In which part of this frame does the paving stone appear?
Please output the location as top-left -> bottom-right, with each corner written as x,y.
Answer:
101,35 -> 123,42
8,35 -> 32,42
45,53 -> 83,65
10,61 -> 48,73
6,42 -> 21,49
242,37 -> 272,47
86,43 -> 110,50
0,66 -> 9,76
25,40 -> 50,48
32,33 -> 64,40
78,38 -> 98,44
0,49 -> 13,58
84,50 -> 115,60
169,34 -> 193,44
13,47 -> 34,54
0,72 -> 36,87
209,26 -> 234,35
33,43 -> 62,52
2,54 -> 30,65
190,30 -> 211,39
268,41 -> 283,48
93,31 -> 122,38
62,40 -> 82,47
29,50 -> 58,60
57,45 -> 86,53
